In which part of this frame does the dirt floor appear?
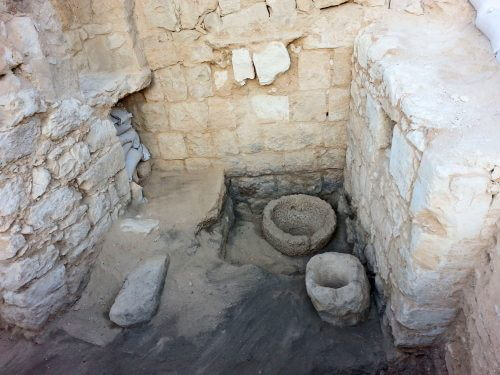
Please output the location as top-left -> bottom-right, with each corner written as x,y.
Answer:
0,170 -> 445,374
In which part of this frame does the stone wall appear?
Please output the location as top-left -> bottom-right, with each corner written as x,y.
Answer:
122,1 -> 385,181
345,10 -> 500,374
0,0 -> 150,330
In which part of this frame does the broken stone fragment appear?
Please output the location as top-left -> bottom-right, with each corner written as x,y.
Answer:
253,42 -> 291,85
120,218 -> 159,234
0,233 -> 26,260
43,99 -> 92,140
109,255 -> 169,327
31,167 -> 50,199
231,48 -> 255,85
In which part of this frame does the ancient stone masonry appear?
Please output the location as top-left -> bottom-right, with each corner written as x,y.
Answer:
0,0 -> 150,330
1,0 -> 499,374
123,0 -> 376,183
345,13 -> 500,374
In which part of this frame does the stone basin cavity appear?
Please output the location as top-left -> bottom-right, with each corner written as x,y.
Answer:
262,194 -> 336,257
306,252 -> 370,327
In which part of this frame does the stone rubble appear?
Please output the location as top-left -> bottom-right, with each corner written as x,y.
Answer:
109,255 -> 169,327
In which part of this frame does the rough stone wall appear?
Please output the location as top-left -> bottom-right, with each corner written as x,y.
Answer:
122,1 -> 386,182
345,10 -> 500,373
0,0 -> 150,330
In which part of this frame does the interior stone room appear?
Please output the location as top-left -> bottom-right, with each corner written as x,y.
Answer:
0,0 -> 499,374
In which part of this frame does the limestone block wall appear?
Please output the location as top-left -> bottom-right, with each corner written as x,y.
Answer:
0,0 -> 150,330
122,1 -> 386,183
345,12 -> 500,373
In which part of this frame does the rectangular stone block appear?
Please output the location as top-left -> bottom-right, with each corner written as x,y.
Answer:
328,87 -> 350,121
185,64 -> 213,99
251,95 -> 289,122
208,97 -> 238,129
186,133 -> 214,157
169,101 -> 208,132
213,129 -> 239,156
158,132 -> 188,159
156,65 -> 187,102
298,50 -> 331,90
323,121 -> 347,148
77,143 -> 126,191
332,47 -> 353,86
290,90 -> 327,122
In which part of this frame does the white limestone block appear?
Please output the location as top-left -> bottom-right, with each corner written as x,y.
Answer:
253,42 -> 291,85
27,187 -> 81,230
389,126 -> 419,201
251,95 -> 289,121
232,48 -> 255,85
0,233 -> 26,260
0,245 -> 59,290
219,0 -> 240,15
109,256 -> 169,327
43,99 -> 92,140
31,167 -> 51,199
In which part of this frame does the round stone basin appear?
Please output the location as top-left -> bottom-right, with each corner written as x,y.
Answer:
262,194 -> 336,257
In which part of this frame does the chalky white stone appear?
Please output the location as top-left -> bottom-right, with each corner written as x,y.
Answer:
253,42 -> 291,85
109,256 -> 169,327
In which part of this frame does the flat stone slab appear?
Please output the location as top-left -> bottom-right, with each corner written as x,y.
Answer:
109,255 -> 169,327
120,218 -> 160,234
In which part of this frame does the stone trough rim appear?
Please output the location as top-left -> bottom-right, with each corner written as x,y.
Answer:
262,194 -> 337,257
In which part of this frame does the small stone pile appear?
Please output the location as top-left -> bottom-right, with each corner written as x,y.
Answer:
110,108 -> 152,203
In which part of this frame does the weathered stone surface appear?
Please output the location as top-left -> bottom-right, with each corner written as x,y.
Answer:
0,176 -> 28,218
222,3 -> 269,29
27,187 -> 81,230
0,234 -> 26,261
31,167 -> 50,200
266,0 -> 297,20
86,118 -> 117,153
298,50 -> 331,89
169,101 -> 208,132
158,133 -> 188,159
43,99 -> 92,140
290,90 -> 327,121
219,0 -> 241,15
0,118 -> 40,166
262,195 -> 336,256
1,264 -> 68,330
0,74 -> 40,129
253,42 -> 291,85
141,0 -> 179,31
185,64 -> 213,99
0,245 -> 59,291
77,143 -> 125,191
109,255 -> 169,327
156,65 -> 187,102
232,48 -> 255,85
328,87 -> 350,121
306,252 -> 370,326
251,95 -> 289,122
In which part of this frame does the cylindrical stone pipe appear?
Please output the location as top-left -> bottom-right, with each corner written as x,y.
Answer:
470,0 -> 500,63
125,145 -> 143,181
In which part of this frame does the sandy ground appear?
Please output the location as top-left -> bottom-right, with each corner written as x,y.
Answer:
0,170 -> 445,374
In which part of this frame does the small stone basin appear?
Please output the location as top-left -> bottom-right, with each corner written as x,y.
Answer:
262,194 -> 336,257
306,252 -> 370,327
